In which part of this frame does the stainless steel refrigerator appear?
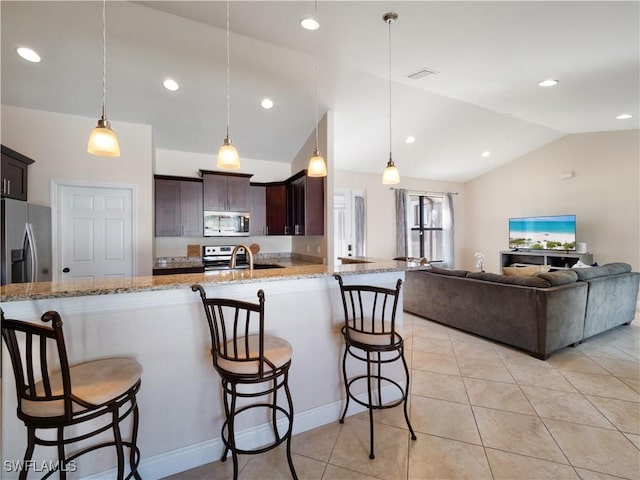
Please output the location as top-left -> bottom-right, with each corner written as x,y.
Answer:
1,198 -> 52,285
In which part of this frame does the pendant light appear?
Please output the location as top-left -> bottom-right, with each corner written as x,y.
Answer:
217,0 -> 240,170
381,12 -> 400,185
307,0 -> 327,177
87,0 -> 120,157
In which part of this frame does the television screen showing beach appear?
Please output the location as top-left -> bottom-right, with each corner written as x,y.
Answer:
509,215 -> 576,250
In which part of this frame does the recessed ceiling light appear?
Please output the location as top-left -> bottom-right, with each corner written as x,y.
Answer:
162,79 -> 179,91
406,136 -> 416,144
300,17 -> 320,31
616,113 -> 633,120
481,151 -> 491,157
16,47 -> 41,63
538,79 -> 559,87
260,98 -> 274,110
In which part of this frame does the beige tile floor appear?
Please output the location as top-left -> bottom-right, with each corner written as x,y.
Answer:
164,310 -> 640,480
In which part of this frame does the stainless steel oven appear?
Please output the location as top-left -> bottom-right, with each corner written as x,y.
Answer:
202,245 -> 248,271
203,211 -> 249,237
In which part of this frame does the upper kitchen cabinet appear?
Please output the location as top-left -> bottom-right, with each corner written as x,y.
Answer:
200,170 -> 252,212
249,184 -> 266,236
154,175 -> 203,237
1,145 -> 35,201
288,171 -> 324,236
265,184 -> 288,235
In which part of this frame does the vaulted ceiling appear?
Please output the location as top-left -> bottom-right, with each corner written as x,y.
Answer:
2,1 -> 638,182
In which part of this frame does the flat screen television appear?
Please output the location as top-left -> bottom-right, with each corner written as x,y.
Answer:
509,215 -> 576,251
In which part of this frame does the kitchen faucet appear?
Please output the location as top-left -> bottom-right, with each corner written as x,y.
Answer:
229,244 -> 254,271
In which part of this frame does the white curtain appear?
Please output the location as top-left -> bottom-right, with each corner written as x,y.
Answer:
442,192 -> 455,268
395,189 -> 409,258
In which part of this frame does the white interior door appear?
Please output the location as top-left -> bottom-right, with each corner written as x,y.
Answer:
58,185 -> 133,281
333,189 -> 366,264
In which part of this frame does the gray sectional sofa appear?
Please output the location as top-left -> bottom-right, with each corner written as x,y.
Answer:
404,263 -> 639,359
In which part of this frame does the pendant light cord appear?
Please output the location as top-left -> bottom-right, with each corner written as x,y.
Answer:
101,0 -> 107,120
314,0 -> 319,152
226,0 -> 231,138
388,16 -> 392,162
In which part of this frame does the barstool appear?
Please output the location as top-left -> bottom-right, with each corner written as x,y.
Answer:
192,284 -> 297,480
334,275 -> 417,459
1,309 -> 142,480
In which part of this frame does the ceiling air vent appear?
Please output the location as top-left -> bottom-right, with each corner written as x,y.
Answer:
406,68 -> 439,80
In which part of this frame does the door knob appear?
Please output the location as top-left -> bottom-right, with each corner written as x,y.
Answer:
62,267 -> 70,273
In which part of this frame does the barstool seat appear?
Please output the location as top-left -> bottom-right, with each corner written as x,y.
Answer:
21,358 -> 142,418
192,284 -> 298,480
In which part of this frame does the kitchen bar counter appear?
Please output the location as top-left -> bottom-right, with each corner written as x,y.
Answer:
2,259 -> 421,479
1,258 -> 414,302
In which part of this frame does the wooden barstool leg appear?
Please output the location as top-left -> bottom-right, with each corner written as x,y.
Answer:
272,375 -> 280,442
284,371 -> 298,480
366,351 -> 375,460
130,397 -> 142,480
220,380 -> 231,462
112,407 -> 125,480
228,383 -> 239,480
56,427 -> 67,480
401,349 -> 417,441
339,347 -> 350,424
20,428 -> 36,480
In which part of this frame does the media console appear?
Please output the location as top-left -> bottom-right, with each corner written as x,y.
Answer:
500,250 -> 593,272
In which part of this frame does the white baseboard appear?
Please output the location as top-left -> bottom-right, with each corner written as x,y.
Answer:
82,387 -> 397,480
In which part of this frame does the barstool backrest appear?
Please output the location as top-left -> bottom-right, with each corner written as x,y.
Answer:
1,309 -> 73,423
191,285 -> 268,378
334,275 -> 402,344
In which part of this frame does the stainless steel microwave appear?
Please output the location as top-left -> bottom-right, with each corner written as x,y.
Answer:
203,211 -> 250,237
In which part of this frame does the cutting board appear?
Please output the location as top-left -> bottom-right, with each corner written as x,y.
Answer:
187,244 -> 201,257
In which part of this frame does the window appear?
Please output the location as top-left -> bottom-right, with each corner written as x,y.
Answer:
408,194 -> 443,262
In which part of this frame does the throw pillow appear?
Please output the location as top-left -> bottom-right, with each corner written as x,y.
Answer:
503,265 -> 551,277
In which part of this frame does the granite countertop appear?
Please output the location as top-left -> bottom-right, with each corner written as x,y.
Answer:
1,258 -> 423,302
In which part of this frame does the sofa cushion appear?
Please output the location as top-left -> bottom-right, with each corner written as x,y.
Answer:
503,265 -> 551,277
467,271 -> 551,288
535,270 -> 578,286
428,266 -> 469,277
573,263 -> 632,281
605,262 -> 632,275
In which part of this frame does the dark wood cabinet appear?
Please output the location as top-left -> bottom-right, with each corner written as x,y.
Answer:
1,145 -> 35,201
287,177 -> 306,235
265,184 -> 288,235
249,185 -> 267,236
153,265 -> 204,276
287,171 -> 325,236
154,176 -> 203,237
252,171 -> 324,236
200,171 -> 252,212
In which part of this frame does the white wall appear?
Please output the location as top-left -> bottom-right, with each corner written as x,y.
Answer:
1,105 -> 154,275
334,169 -> 465,263
464,130 -> 640,273
154,148 -> 293,257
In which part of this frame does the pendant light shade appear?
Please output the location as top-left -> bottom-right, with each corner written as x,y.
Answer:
381,12 -> 399,184
307,0 -> 327,178
88,0 -> 120,157
308,148 -> 327,177
217,134 -> 240,170
217,0 -> 241,170
382,157 -> 400,185
88,117 -> 120,157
